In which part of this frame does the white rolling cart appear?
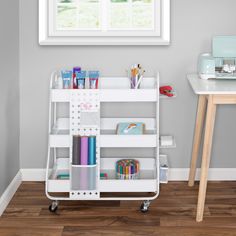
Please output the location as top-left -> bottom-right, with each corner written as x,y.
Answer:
46,72 -> 175,213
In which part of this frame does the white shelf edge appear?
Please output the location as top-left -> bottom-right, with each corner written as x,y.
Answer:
71,164 -> 97,168
100,135 -> 157,148
51,89 -> 177,102
98,179 -> 157,192
49,134 -> 177,149
49,134 -> 176,149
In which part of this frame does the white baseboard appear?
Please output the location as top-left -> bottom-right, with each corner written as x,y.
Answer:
0,171 -> 22,216
21,168 -> 236,181
21,169 -> 46,181
169,168 -> 236,181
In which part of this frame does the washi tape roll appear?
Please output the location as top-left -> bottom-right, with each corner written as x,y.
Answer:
72,135 -> 81,165
88,136 -> 96,165
80,136 -> 89,165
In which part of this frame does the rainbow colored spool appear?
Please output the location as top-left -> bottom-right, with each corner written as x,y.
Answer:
116,159 -> 140,180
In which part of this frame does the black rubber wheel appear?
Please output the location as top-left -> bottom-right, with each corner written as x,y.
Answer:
49,204 -> 58,213
140,203 -> 149,213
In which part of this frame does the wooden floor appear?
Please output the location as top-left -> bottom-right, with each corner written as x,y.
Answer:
1,182 -> 236,236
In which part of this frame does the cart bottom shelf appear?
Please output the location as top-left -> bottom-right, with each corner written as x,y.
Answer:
100,192 -> 157,198
99,169 -> 157,192
48,180 -> 157,194
99,179 -> 157,192
48,179 -> 157,193
48,169 -> 70,193
48,179 -> 70,193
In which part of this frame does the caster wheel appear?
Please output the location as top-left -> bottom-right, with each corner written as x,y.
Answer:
49,201 -> 59,213
140,200 -> 150,213
140,203 -> 149,213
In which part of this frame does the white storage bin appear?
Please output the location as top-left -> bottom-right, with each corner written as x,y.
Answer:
71,165 -> 97,191
160,155 -> 169,184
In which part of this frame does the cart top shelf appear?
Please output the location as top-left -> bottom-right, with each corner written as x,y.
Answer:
98,77 -> 158,89
51,76 -> 159,90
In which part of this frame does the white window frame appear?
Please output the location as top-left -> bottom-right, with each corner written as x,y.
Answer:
39,0 -> 170,45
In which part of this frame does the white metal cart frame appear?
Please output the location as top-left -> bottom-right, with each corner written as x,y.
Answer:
46,72 -> 169,212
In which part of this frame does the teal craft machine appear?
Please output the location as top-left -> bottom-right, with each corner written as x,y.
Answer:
198,36 -> 236,80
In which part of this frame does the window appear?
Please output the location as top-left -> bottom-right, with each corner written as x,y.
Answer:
39,0 -> 170,45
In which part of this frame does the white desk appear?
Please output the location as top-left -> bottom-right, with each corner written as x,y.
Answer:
188,74 -> 236,94
188,74 -> 236,222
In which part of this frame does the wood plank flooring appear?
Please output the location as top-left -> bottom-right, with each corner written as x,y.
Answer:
1,181 -> 236,235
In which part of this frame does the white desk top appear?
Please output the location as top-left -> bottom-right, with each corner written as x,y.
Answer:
188,74 -> 236,95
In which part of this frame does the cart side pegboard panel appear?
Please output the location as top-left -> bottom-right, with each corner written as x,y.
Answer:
69,90 -> 100,200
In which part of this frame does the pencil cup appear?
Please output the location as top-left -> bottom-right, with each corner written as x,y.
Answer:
117,173 -> 139,180
116,159 -> 140,180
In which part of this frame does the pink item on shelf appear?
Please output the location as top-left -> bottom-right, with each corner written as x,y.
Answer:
80,136 -> 88,165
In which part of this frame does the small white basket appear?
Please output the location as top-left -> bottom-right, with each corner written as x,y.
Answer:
160,155 -> 169,184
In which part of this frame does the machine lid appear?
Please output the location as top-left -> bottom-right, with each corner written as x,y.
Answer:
213,36 -> 236,58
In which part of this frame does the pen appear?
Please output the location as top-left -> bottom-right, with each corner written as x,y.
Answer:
135,70 -> 145,89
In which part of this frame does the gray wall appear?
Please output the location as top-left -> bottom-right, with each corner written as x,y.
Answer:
20,0 -> 236,169
0,0 -> 20,195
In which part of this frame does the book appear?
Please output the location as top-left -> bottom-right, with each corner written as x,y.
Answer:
116,122 -> 145,135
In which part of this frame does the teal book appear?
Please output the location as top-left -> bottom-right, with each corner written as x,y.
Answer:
116,122 -> 145,135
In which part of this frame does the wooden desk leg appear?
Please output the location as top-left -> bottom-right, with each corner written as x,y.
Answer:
188,95 -> 207,187
196,95 -> 216,222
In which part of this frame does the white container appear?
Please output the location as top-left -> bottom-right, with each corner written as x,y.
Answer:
159,155 -> 168,184
71,165 -> 97,191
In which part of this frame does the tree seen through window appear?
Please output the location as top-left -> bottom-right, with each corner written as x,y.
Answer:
56,0 -> 154,30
